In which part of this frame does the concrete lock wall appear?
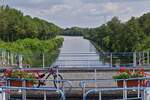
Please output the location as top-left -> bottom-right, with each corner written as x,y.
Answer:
57,67 -> 150,89
58,68 -> 119,89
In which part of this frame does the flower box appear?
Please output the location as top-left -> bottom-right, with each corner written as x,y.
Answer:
10,80 -> 34,87
4,69 -> 36,87
113,68 -> 146,87
117,80 -> 139,87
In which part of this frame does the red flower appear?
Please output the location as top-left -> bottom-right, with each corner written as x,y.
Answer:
119,67 -> 126,73
4,69 -> 12,77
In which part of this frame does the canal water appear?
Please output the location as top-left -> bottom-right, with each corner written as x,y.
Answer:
54,36 -> 109,67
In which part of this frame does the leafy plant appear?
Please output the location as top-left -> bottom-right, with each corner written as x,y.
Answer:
4,69 -> 37,83
113,68 -> 144,79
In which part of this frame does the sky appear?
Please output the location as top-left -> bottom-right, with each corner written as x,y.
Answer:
1,0 -> 150,28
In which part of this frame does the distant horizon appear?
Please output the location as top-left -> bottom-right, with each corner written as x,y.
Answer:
2,0 -> 150,28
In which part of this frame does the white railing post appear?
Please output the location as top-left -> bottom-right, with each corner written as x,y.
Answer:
133,52 -> 137,67
22,80 -> 26,100
138,80 -> 140,98
56,68 -> 59,90
44,91 -> 47,100
2,88 -> 5,100
10,53 -> 14,66
110,53 -> 112,67
7,51 -> 10,65
147,51 -> 149,65
19,54 -> 23,68
83,82 -> 85,100
2,51 -> 6,65
99,91 -> 102,100
123,80 -> 127,100
0,51 -> 1,66
42,53 -> 45,68
139,52 -> 141,66
143,51 -> 145,65
94,69 -> 97,88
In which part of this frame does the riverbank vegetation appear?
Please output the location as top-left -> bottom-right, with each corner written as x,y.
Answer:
0,37 -> 64,67
1,5 -> 150,54
60,27 -> 85,36
0,6 -> 62,41
84,13 -> 150,52
59,12 -> 150,52
0,6 -> 64,67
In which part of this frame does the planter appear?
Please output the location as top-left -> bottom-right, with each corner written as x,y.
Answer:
10,80 -> 34,87
117,80 -> 143,87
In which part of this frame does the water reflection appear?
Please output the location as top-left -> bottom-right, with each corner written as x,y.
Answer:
54,36 -> 109,67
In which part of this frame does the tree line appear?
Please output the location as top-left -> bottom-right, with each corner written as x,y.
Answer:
60,13 -> 150,52
84,13 -> 150,52
0,5 -> 150,52
0,5 -> 62,42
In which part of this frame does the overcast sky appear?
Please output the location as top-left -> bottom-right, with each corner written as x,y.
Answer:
2,0 -> 150,28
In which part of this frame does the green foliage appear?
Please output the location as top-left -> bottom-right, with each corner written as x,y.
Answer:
61,27 -> 84,36
113,69 -> 144,79
0,37 -> 64,67
83,14 -> 150,52
113,72 -> 130,79
0,6 -> 62,41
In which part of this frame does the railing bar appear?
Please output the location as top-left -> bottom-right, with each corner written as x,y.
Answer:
99,91 -> 101,100
138,80 -> 140,98
44,91 -> 46,100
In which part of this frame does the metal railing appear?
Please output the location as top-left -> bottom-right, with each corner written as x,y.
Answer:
83,87 -> 145,100
0,49 -> 150,68
80,77 -> 150,100
0,77 -> 73,100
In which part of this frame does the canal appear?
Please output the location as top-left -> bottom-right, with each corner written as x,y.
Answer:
54,36 -> 109,67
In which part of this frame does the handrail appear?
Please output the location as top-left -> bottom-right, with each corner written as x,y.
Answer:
80,77 -> 150,100
0,77 -> 71,100
83,87 -> 145,100
0,78 -> 72,100
0,86 -> 65,100
80,77 -> 149,87
0,77 -> 72,90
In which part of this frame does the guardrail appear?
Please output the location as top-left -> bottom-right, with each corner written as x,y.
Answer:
83,87 -> 145,100
0,50 -> 150,68
80,77 -> 150,100
0,86 -> 65,100
0,77 -> 73,100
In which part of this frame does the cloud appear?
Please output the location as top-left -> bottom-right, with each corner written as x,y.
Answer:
5,0 -> 150,28
103,2 -> 120,13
